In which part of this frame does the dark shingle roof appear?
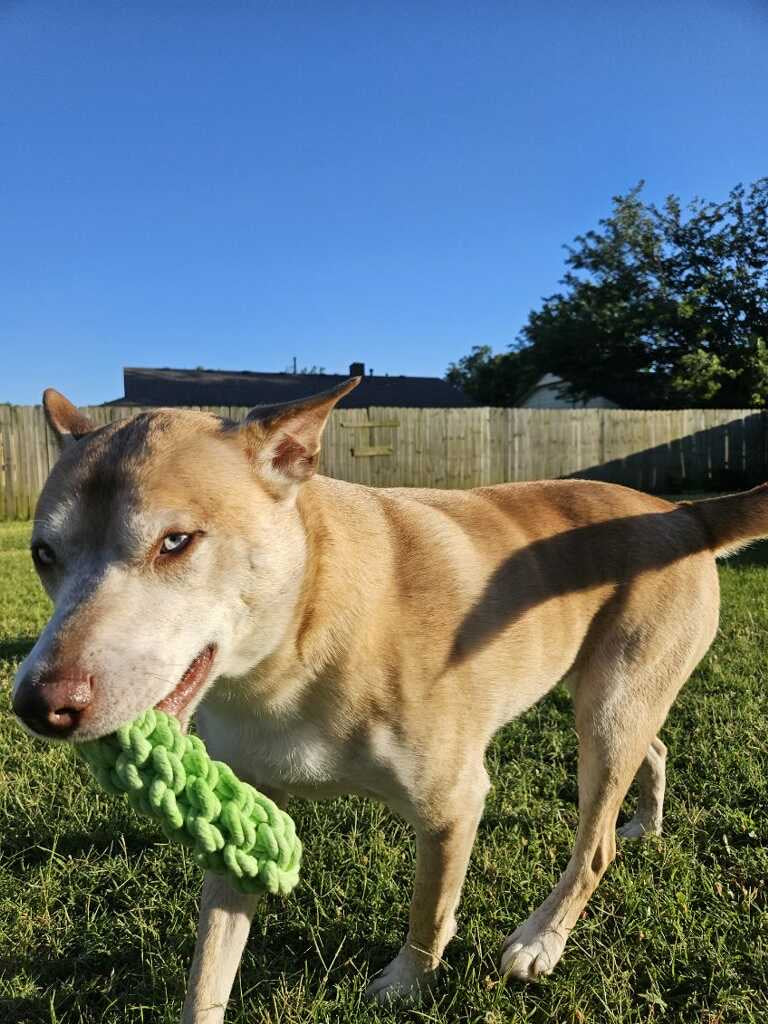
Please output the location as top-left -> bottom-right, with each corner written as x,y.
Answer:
108,366 -> 476,409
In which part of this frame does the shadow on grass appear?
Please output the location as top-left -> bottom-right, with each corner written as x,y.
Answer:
0,636 -> 35,662
2,829 -> 158,874
0,912 -> 399,1023
0,946 -> 186,1023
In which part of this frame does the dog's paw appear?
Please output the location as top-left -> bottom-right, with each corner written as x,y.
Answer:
617,815 -> 662,839
365,948 -> 436,1005
500,922 -> 567,981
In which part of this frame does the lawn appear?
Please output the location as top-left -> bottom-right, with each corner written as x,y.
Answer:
0,518 -> 766,1024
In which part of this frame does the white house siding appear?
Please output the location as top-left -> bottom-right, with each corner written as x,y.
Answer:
520,373 -> 619,409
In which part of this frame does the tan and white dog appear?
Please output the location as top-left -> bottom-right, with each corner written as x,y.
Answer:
12,379 -> 768,1021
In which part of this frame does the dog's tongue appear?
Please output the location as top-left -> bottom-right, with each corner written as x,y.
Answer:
156,645 -> 216,717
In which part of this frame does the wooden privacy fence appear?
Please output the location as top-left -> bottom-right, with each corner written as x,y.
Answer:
1,403 -> 767,521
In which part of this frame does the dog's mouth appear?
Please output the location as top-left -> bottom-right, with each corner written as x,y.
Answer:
155,644 -> 217,718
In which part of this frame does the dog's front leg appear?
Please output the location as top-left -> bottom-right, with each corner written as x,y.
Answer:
366,767 -> 490,1004
181,872 -> 261,1023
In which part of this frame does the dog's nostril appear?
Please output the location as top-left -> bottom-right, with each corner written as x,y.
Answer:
49,706 -> 82,729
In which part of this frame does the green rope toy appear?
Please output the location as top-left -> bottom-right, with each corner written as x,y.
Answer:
78,707 -> 302,895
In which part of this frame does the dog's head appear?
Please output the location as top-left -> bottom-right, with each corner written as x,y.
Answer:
12,377 -> 359,741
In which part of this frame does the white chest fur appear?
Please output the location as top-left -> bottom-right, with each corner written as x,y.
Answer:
245,717 -> 341,787
195,689 -> 416,810
196,698 -> 380,802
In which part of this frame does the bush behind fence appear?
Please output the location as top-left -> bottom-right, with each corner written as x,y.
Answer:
1,403 -> 767,521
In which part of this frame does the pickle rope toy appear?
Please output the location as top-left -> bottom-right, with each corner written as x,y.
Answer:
77,707 -> 302,895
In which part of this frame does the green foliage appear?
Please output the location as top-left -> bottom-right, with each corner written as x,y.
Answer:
671,349 -> 739,403
1,521 -> 767,1023
449,179 -> 768,408
445,345 -> 538,406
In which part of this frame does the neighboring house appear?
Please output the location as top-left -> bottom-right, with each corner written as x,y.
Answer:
518,373 -> 619,409
107,363 -> 477,409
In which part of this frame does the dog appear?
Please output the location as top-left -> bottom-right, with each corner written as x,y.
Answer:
12,378 -> 768,1022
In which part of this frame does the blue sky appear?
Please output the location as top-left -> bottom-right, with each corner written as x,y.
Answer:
2,1 -> 767,405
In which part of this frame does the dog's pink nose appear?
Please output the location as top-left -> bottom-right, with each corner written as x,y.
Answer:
13,668 -> 95,738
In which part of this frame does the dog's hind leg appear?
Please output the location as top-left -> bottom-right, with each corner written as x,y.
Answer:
617,735 -> 667,839
501,645 -> 694,982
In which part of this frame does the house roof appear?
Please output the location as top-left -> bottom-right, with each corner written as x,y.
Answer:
108,365 -> 477,409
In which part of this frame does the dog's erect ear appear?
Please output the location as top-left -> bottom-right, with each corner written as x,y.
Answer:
244,377 -> 360,486
42,389 -> 95,448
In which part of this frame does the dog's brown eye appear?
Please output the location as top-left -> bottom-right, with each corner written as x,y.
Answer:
31,542 -> 56,567
160,532 -> 192,556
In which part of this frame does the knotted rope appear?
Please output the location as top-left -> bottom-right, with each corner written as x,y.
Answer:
78,707 -> 301,895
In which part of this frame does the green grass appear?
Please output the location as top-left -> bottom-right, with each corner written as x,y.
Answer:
1,519 -> 766,1024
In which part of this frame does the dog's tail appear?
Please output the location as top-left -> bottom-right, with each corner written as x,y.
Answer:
683,483 -> 768,557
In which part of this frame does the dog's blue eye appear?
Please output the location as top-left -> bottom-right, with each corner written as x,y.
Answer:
31,542 -> 56,567
161,533 -> 191,555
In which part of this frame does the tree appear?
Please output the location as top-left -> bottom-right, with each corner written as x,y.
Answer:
445,345 -> 538,406
447,179 -> 768,407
